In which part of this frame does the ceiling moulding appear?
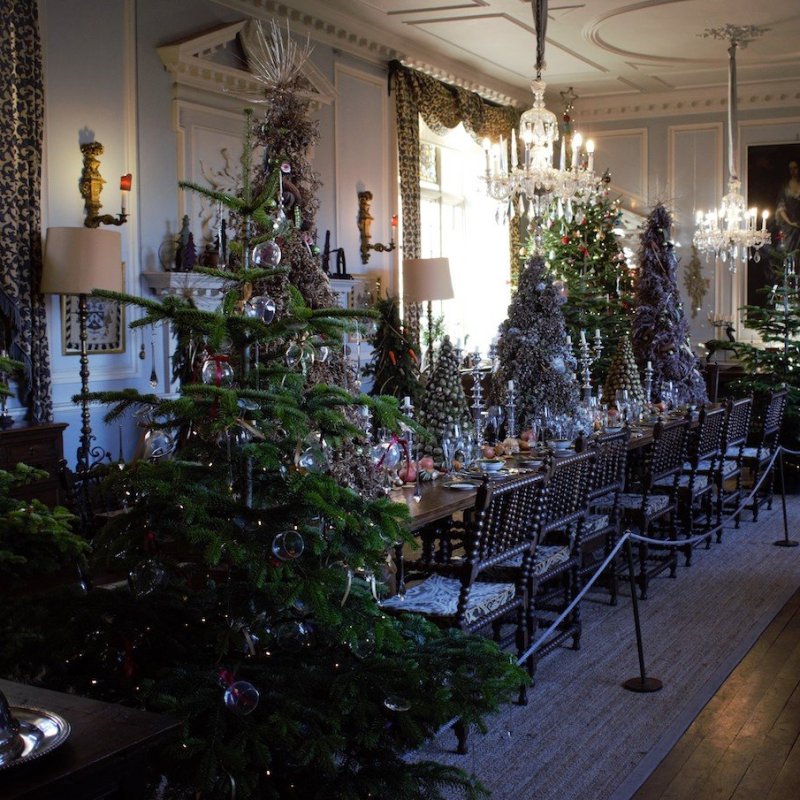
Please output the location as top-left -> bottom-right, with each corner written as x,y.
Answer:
209,0 -> 528,107
577,78 -> 800,122
158,20 -> 336,108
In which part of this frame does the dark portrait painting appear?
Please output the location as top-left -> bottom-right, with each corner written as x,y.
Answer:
746,142 -> 800,307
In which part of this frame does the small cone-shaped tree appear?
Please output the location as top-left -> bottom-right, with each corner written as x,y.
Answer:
602,335 -> 645,405
494,255 -> 579,426
631,204 -> 707,405
418,335 -> 471,466
365,295 -> 422,401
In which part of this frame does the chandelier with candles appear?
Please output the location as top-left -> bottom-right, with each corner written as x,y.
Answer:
482,0 -> 599,235
693,25 -> 771,272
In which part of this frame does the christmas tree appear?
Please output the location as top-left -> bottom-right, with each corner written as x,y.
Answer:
494,255 -> 579,426
0,22 -> 523,800
729,248 -> 800,451
601,335 -> 645,406
541,192 -> 634,382
364,294 -> 422,401
418,335 -> 471,466
631,204 -> 707,406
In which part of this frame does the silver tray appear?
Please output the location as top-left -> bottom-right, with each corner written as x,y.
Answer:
0,706 -> 71,770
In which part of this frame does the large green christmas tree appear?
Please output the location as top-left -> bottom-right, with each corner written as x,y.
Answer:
541,192 -> 634,382
0,23 -> 522,800
494,255 -> 579,426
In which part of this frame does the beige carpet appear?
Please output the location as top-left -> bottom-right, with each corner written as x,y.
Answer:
419,495 -> 800,800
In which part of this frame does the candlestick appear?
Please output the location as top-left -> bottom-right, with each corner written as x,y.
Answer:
470,349 -> 485,446
644,361 -> 654,404
505,382 -> 517,439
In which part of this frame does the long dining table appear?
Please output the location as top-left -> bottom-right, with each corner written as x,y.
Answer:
390,410 -> 707,533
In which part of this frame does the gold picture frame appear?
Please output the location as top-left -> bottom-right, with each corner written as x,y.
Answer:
61,294 -> 125,355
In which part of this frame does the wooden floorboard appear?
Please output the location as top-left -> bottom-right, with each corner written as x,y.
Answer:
632,587 -> 800,800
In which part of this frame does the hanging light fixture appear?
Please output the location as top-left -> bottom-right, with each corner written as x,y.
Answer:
482,0 -> 598,240
693,25 -> 771,272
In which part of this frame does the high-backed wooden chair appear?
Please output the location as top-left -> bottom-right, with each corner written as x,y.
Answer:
742,388 -> 788,522
526,449 -> 595,670
713,396 -> 752,537
582,428 -> 629,605
665,404 -> 725,562
603,417 -> 688,599
381,471 -> 543,750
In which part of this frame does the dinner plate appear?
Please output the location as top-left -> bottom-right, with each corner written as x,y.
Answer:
443,480 -> 481,490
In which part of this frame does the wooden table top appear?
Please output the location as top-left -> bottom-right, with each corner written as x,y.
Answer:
0,679 -> 179,799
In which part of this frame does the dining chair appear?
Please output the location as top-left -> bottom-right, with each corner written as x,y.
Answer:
380,470 -> 543,751
712,396 -> 752,537
582,428 -> 629,605
665,404 -> 726,563
602,417 -> 688,599
742,388 -> 788,522
525,449 -> 595,673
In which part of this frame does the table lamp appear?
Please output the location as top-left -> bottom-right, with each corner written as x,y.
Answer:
42,227 -> 123,472
403,257 -> 454,370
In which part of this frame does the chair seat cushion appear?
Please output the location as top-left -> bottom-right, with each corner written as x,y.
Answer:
720,459 -> 740,478
655,473 -> 709,491
380,574 -> 515,625
741,446 -> 771,462
533,544 -> 572,577
584,513 -> 611,535
599,493 -> 670,516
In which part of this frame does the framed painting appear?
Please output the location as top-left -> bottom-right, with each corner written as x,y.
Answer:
61,294 -> 125,355
746,142 -> 800,307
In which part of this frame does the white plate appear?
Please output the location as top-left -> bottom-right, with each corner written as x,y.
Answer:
443,481 -> 480,490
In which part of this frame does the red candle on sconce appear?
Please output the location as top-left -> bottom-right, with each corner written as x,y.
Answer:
120,173 -> 132,214
391,214 -> 398,229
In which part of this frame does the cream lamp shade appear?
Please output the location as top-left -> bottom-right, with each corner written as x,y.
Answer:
402,257 -> 454,304
42,227 -> 123,295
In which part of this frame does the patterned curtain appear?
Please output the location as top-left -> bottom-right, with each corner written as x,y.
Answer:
0,0 -> 52,421
390,62 -> 520,326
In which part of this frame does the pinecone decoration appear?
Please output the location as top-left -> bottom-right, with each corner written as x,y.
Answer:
602,335 -> 645,405
418,335 -> 471,467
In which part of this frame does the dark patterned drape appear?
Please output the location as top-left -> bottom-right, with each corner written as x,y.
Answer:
0,0 -> 52,421
389,63 -> 520,335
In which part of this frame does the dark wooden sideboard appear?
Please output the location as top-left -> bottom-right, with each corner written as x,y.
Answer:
0,422 -> 68,507
0,679 -> 179,800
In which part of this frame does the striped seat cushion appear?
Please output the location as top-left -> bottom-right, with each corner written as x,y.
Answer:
584,513 -> 610,535
380,574 -> 515,625
598,493 -> 670,516
533,544 -> 572,577
741,446 -> 771,461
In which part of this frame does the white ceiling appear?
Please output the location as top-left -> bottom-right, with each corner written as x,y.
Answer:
223,0 -> 800,115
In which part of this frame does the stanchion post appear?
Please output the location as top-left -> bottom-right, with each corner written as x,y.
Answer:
623,536 -> 663,693
774,447 -> 798,548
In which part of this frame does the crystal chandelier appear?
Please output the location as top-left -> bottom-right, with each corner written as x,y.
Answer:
482,0 -> 598,236
693,25 -> 771,272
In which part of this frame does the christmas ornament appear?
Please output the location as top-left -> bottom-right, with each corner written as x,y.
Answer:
223,680 -> 260,716
383,696 -> 411,712
244,295 -> 277,324
128,558 -> 167,597
251,240 -> 282,268
201,355 -> 234,387
296,434 -> 327,473
142,429 -> 176,461
271,529 -> 304,561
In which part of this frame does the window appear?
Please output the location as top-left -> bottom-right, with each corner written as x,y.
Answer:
418,120 -> 511,355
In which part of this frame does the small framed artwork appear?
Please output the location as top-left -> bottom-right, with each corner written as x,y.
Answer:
62,294 -> 125,355
746,142 -> 800,308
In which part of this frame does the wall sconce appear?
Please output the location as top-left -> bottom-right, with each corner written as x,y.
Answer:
357,190 -> 396,264
79,141 -> 131,228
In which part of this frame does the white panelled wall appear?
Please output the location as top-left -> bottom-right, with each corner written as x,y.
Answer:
25,0 -> 800,465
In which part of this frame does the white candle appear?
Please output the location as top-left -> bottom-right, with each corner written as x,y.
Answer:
403,396 -> 411,408
595,328 -> 601,341
559,136 -> 566,171
482,138 -> 491,173
508,379 -> 514,391
762,210 -> 769,231
572,132 -> 583,171
646,360 -> 652,371
511,129 -> 518,169
580,329 -> 587,344
586,139 -> 595,173
499,135 -> 506,173
566,335 -> 572,347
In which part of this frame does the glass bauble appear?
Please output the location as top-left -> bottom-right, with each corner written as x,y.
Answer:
271,530 -> 304,561
128,558 -> 167,597
201,355 -> 234,387
251,240 -> 281,268
223,680 -> 260,715
244,295 -> 276,325
142,429 -> 176,461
